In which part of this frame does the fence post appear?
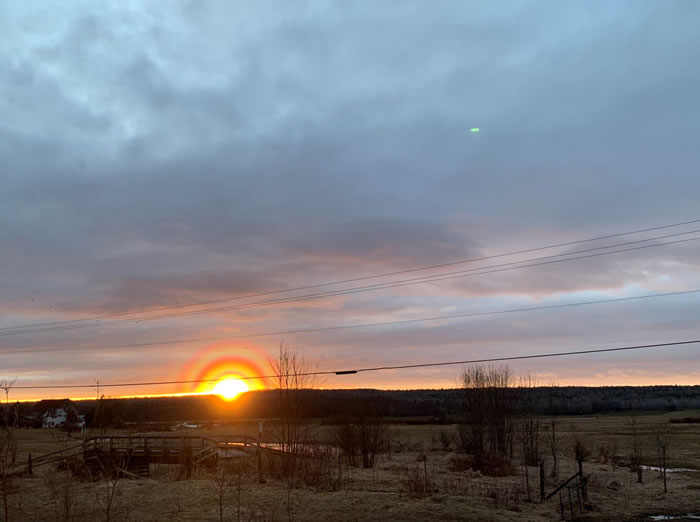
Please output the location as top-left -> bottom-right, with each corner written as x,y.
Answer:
577,458 -> 583,478
257,422 -> 263,483
524,464 -> 531,502
568,486 -> 574,519
338,450 -> 342,489
576,480 -> 582,512
423,455 -> 429,492
539,462 -> 545,501
559,491 -> 564,521
27,453 -> 32,476
184,438 -> 192,479
662,445 -> 667,493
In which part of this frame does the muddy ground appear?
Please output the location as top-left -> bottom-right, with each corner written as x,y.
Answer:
3,410 -> 699,521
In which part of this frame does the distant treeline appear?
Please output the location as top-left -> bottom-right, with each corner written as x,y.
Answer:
36,385 -> 699,426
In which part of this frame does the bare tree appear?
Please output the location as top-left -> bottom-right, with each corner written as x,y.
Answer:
487,366 -> 516,457
543,385 -> 560,477
611,438 -> 619,471
209,449 -> 253,522
45,464 -> 78,521
96,477 -> 121,522
231,459 -> 252,522
458,365 -> 488,455
629,415 -> 645,483
652,426 -> 671,492
335,404 -> 387,469
269,342 -> 323,486
458,365 -> 515,457
88,456 -> 128,522
211,463 -> 229,522
0,431 -> 16,522
518,374 -> 541,467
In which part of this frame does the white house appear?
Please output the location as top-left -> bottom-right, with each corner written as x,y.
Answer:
42,407 -> 84,428
31,399 -> 86,429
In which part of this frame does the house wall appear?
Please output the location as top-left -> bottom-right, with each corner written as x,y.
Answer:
39,405 -> 86,428
42,408 -> 68,428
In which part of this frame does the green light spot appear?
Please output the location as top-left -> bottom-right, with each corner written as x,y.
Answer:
470,128 -> 480,132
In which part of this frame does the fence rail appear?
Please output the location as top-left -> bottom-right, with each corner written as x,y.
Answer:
541,459 -> 588,521
13,434 -> 261,477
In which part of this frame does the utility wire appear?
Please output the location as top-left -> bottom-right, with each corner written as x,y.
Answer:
353,339 -> 700,373
2,288 -> 698,357
3,230 -> 700,337
3,218 -> 700,333
12,338 -> 700,389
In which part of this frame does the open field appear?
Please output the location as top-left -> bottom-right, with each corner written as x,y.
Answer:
3,410 -> 700,521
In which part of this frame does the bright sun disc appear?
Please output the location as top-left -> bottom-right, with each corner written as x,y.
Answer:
213,378 -> 249,400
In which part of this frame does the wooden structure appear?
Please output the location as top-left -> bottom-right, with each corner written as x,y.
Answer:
541,459 -> 589,521
18,434 -> 260,478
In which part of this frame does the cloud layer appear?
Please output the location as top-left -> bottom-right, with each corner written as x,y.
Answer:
2,1 -> 699,398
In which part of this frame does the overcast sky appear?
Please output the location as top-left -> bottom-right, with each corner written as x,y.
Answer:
2,1 -> 700,399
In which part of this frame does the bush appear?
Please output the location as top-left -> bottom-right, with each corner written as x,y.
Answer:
334,413 -> 387,469
438,430 -> 454,450
299,444 -> 336,490
448,454 -> 516,477
486,485 -> 522,511
670,417 -> 700,424
574,438 -> 590,461
401,466 -> 431,498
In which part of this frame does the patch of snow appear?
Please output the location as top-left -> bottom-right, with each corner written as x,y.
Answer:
649,515 -> 700,521
641,465 -> 699,473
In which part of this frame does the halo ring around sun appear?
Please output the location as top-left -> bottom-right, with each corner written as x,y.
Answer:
177,343 -> 270,397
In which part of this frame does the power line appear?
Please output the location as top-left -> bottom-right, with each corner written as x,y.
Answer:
354,339 -> 700,373
5,233 -> 700,342
2,288 -> 698,357
3,230 -> 700,337
3,218 -> 700,333
12,338 -> 700,389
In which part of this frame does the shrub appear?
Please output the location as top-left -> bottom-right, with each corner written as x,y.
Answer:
438,430 -> 454,451
448,454 -> 516,477
334,408 -> 387,469
670,417 -> 700,424
574,438 -> 590,461
401,466 -> 431,498
486,485 -> 522,511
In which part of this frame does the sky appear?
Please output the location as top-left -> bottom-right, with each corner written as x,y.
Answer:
2,1 -> 700,400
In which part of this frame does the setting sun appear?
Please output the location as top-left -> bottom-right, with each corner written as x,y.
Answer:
212,377 -> 249,401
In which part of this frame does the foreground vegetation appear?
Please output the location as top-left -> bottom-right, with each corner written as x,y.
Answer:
0,409 -> 698,521
2,351 -> 699,520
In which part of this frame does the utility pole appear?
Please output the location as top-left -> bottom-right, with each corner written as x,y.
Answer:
0,378 -> 17,429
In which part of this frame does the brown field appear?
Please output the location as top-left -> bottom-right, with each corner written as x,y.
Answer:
3,410 -> 700,521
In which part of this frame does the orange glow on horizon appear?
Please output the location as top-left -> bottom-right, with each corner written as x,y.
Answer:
11,374 -> 700,403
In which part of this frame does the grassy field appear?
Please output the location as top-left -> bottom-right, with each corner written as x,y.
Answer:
3,410 -> 700,521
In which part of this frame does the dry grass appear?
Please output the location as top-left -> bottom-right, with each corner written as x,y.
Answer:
2,410 -> 699,520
